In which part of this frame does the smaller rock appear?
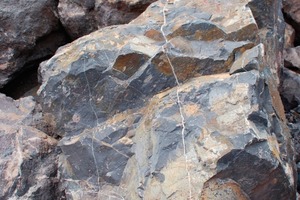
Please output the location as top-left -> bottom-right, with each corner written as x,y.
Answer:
230,43 -> 263,75
280,67 -> 300,110
0,94 -> 62,199
58,0 -> 156,39
285,23 -> 295,48
283,0 -> 300,26
283,0 -> 300,44
284,46 -> 300,69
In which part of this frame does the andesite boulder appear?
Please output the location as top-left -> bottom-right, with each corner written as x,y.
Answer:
37,0 -> 296,199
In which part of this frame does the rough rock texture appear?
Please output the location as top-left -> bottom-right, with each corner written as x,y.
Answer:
285,23 -> 295,48
280,68 -> 300,110
280,67 -> 300,192
284,46 -> 300,69
283,0 -> 300,45
58,0 -> 156,39
0,0 -> 69,88
0,94 -> 62,199
37,0 -> 296,199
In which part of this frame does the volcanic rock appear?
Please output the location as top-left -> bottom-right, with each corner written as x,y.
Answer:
284,46 -> 300,69
283,0 -> 300,45
58,0 -> 156,39
285,23 -> 295,48
38,0 -> 296,199
0,94 -> 62,199
0,0 -> 69,88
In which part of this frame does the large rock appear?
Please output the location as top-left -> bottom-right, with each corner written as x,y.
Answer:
39,0 -> 257,137
38,0 -> 296,199
59,71 -> 295,199
0,94 -> 63,199
0,0 -> 69,88
58,0 -> 156,39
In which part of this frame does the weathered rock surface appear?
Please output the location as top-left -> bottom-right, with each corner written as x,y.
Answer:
59,72 -> 294,199
37,0 -> 296,199
283,0 -> 300,45
285,23 -> 295,48
0,0 -> 69,88
280,67 -> 300,192
280,68 -> 300,110
284,46 -> 300,69
58,0 -> 156,39
0,94 -> 63,199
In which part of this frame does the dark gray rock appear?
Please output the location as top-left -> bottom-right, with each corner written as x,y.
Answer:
0,0 -> 69,88
37,0 -> 296,199
280,67 -> 300,110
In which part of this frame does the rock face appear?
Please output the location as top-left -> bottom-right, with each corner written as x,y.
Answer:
0,0 -> 69,88
37,0 -> 296,199
0,94 -> 62,199
58,0 -> 156,39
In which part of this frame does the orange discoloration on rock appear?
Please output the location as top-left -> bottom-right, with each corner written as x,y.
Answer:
200,178 -> 250,200
144,29 -> 164,41
154,54 -> 173,76
113,53 -> 149,77
183,104 -> 200,117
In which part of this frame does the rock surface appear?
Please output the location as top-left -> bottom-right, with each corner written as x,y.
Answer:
37,0 -> 296,199
0,0 -> 69,88
58,0 -> 156,39
284,46 -> 300,69
0,94 -> 62,199
283,0 -> 300,45
285,23 -> 295,48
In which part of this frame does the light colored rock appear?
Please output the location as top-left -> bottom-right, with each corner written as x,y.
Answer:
0,94 -> 62,199
230,43 -> 263,74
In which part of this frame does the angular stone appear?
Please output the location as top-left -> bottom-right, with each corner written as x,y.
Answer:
284,46 -> 300,69
0,0 -> 69,88
59,71 -> 295,199
283,0 -> 300,44
280,67 -> 300,110
58,0 -> 156,39
230,43 -> 263,74
285,23 -> 295,48
37,0 -> 296,199
0,94 -> 62,199
38,0 -> 257,137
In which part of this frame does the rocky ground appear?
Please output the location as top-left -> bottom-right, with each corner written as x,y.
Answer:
0,0 -> 300,199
